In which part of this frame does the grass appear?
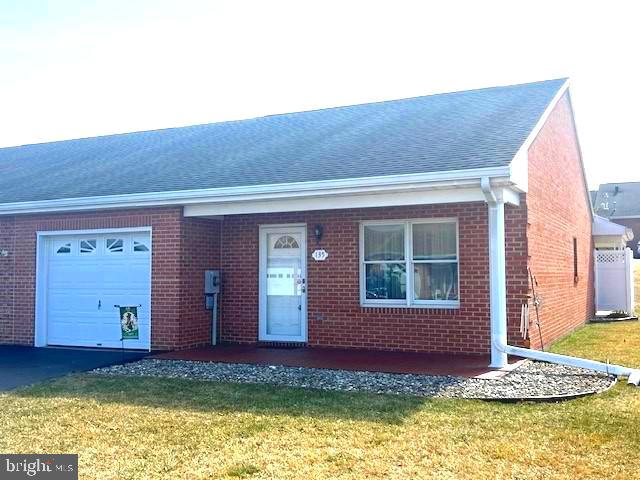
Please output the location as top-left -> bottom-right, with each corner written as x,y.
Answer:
2,328 -> 640,478
550,320 -> 640,366
1,325 -> 639,480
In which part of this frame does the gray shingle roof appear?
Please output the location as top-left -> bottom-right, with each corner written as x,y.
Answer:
594,182 -> 640,218
0,78 -> 566,204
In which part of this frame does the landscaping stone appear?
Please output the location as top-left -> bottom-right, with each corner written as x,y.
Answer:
93,358 -> 616,400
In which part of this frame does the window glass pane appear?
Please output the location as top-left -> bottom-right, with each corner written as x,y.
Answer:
133,241 -> 149,252
364,225 -> 405,261
107,238 -> 124,253
412,223 -> 457,260
365,263 -> 406,300
56,243 -> 71,254
274,235 -> 299,249
413,263 -> 458,301
80,239 -> 97,253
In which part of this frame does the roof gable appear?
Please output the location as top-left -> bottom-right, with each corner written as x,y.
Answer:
594,182 -> 640,218
0,78 -> 567,204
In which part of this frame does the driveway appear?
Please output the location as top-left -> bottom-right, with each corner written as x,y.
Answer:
0,346 -> 147,391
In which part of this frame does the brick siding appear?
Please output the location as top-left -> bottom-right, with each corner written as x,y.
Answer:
179,217 -> 222,348
0,208 -> 220,350
525,93 -> 595,348
220,202 -> 527,354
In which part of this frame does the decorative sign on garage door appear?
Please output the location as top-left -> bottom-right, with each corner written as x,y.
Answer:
119,306 -> 140,340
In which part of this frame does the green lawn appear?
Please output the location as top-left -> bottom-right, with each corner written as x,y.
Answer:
2,323 -> 640,479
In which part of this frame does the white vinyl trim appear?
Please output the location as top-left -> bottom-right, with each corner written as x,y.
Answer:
0,166 -> 512,215
258,224 -> 308,342
359,218 -> 460,309
508,79 -> 570,193
36,226 -> 152,236
185,187 -> 495,216
34,227 -> 153,350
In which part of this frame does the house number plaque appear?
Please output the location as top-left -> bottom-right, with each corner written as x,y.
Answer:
311,249 -> 329,261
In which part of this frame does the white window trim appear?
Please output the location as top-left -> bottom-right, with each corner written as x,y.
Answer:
359,218 -> 460,309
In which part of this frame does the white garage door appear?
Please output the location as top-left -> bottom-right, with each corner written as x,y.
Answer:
45,231 -> 151,350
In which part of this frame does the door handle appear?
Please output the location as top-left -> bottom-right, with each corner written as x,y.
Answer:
98,300 -> 101,310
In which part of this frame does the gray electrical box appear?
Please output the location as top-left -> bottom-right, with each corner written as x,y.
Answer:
205,270 -> 221,309
205,270 -> 221,294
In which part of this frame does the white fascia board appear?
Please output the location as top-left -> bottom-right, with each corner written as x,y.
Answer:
185,187 -> 487,216
36,226 -> 152,237
507,79 -> 571,193
0,165 -> 511,215
186,185 -> 522,217
495,186 -> 521,206
508,149 -> 528,193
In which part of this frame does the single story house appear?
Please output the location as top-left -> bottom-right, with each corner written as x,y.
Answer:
0,78 -> 594,366
592,182 -> 640,257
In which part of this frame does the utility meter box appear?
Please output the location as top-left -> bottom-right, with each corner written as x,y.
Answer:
205,270 -> 221,309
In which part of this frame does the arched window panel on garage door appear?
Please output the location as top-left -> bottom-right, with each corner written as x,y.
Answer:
79,239 -> 97,254
106,238 -> 124,254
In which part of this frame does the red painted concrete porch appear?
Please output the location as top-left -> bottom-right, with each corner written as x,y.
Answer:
153,345 -> 520,378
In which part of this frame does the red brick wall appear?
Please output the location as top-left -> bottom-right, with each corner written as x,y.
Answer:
0,208 -> 221,350
180,217 -> 222,348
526,93 -> 595,348
505,202 -> 530,348
0,217 -> 16,345
220,202 -> 526,354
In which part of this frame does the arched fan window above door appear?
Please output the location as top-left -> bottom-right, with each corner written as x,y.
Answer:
274,235 -> 299,249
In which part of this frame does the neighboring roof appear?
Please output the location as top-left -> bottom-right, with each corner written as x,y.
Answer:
593,215 -> 634,241
593,182 -> 640,218
0,78 -> 567,205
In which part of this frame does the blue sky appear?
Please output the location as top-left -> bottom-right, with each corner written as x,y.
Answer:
1,0 -> 638,188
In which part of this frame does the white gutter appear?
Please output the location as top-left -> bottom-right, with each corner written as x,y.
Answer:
0,166 -> 512,216
482,176 -> 640,385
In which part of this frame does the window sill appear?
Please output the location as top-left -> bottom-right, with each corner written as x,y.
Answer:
360,301 -> 460,310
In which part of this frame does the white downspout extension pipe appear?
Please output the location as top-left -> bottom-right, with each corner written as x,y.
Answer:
480,177 -> 640,385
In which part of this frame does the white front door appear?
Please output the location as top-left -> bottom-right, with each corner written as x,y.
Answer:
44,231 -> 152,350
259,225 -> 307,342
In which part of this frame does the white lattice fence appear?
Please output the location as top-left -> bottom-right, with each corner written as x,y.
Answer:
594,248 -> 635,313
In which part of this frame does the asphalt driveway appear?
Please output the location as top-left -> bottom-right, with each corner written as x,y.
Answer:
0,346 -> 147,390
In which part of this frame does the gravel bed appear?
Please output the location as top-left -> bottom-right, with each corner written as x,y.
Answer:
93,359 -> 615,400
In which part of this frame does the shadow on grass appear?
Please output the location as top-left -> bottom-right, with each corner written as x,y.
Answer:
12,374 -> 433,424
